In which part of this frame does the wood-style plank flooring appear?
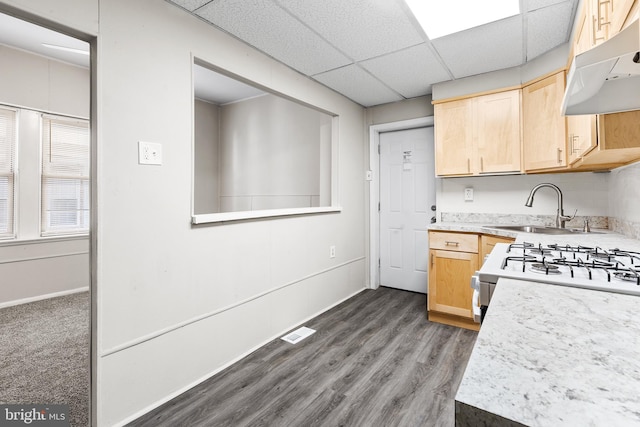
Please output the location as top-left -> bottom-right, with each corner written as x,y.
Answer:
128,287 -> 478,427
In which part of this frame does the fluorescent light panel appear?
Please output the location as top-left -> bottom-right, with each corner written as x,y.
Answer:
42,43 -> 89,56
405,0 -> 520,39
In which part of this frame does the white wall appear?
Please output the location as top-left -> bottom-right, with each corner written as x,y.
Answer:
0,44 -> 89,118
218,94 -> 330,211
0,44 -> 90,306
609,162 -> 640,237
193,99 -> 219,214
1,2 -> 365,425
437,172 -> 610,218
432,43 -> 570,101
90,1 -> 366,425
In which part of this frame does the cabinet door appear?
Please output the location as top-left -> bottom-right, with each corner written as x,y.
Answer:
574,6 -> 591,55
610,0 -> 637,35
428,249 -> 478,319
480,235 -> 515,261
590,0 -> 611,45
523,72 -> 567,171
475,90 -> 522,174
567,114 -> 597,165
434,99 -> 473,176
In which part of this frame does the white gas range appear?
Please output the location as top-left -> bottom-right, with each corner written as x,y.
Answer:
472,241 -> 640,323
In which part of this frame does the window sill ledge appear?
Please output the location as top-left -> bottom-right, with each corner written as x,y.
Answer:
192,206 -> 342,225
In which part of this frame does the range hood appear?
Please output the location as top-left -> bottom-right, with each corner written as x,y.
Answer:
562,19 -> 640,116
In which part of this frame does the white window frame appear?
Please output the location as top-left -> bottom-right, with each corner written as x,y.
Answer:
0,105 -> 17,240
40,114 -> 90,237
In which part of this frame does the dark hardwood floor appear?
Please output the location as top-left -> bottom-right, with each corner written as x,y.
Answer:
128,287 -> 478,427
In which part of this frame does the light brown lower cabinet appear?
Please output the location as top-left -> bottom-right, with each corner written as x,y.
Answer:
481,235 -> 515,260
428,231 -> 480,331
428,231 -> 515,331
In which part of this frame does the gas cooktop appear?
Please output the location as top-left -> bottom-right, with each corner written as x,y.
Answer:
479,242 -> 640,297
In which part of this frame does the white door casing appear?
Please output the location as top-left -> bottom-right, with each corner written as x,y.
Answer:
376,123 -> 435,293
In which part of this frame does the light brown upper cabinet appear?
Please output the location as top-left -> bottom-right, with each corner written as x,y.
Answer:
590,0 -> 611,46
434,99 -> 473,176
434,89 -> 521,177
609,0 -> 638,35
580,0 -> 638,51
573,4 -> 592,56
522,72 -> 567,172
567,114 -> 598,165
572,110 -> 640,170
474,90 -> 522,174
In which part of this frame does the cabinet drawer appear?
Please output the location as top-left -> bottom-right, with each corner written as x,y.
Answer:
429,231 -> 478,253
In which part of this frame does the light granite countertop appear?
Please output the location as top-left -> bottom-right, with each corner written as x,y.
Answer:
428,222 -> 640,252
455,278 -> 640,426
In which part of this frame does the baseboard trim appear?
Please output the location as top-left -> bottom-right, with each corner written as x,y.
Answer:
0,286 -> 89,309
112,286 -> 367,427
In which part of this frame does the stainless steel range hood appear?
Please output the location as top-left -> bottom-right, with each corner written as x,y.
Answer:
562,19 -> 640,116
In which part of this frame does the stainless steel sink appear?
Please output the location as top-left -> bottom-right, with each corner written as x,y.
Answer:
485,225 -> 598,235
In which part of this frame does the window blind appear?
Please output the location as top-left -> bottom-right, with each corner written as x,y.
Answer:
41,115 -> 90,235
0,106 -> 16,238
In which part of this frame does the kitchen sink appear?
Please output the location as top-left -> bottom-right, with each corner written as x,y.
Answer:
485,225 -> 600,235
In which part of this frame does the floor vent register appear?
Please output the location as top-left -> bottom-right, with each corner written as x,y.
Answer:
280,327 -> 316,344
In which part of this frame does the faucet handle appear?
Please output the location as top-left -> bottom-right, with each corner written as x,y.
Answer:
560,208 -> 577,221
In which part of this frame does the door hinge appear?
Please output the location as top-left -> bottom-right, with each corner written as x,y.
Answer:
378,144 -> 380,154
378,202 -> 380,211
378,258 -> 381,268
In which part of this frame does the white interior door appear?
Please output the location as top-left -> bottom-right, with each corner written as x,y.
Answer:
379,126 -> 435,293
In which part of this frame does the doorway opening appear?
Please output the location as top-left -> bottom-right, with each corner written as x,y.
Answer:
369,117 -> 436,293
0,11 -> 92,427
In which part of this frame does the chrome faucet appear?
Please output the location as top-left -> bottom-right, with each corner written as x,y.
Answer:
525,183 -> 576,228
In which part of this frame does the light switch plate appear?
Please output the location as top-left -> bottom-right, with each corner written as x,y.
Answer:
138,141 -> 162,165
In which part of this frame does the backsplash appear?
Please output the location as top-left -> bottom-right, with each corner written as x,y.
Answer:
436,172 -> 610,217
436,161 -> 640,239
440,212 -> 609,230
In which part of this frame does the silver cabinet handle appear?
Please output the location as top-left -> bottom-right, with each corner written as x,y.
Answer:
445,241 -> 460,246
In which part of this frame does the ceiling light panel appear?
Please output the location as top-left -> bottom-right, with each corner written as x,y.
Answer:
313,65 -> 403,107
196,0 -> 351,75
432,15 -> 523,79
526,1 -> 575,59
360,44 -> 451,97
406,0 -> 520,39
0,12 -> 89,68
276,0 -> 425,61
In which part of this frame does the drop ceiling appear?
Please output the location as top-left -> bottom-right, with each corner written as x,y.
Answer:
0,1 -> 579,108
168,0 -> 579,107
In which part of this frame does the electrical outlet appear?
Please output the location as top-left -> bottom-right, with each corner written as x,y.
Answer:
329,245 -> 336,258
138,141 -> 162,165
464,188 -> 474,201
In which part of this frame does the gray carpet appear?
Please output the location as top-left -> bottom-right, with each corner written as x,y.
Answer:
0,292 -> 90,427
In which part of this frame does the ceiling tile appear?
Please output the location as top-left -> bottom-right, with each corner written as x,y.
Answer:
432,16 -> 524,79
360,44 -> 451,98
196,0 -> 351,75
313,65 -> 403,107
276,0 -> 425,61
526,1 -> 575,59
168,0 -> 212,12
